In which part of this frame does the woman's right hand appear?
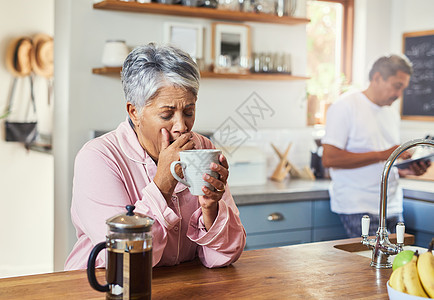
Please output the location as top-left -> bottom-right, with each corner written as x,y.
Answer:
153,128 -> 195,201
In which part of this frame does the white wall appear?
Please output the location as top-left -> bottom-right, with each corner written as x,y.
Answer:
0,0 -> 54,277
352,0 -> 392,88
353,0 -> 434,141
390,0 -> 434,139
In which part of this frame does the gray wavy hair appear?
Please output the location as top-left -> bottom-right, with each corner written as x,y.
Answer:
121,43 -> 200,112
369,54 -> 413,81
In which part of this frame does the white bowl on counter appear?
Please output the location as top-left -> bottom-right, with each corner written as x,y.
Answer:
387,280 -> 428,300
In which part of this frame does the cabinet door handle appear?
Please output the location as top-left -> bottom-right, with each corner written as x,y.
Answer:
267,212 -> 284,221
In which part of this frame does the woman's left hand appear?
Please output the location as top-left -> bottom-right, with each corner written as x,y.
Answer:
199,154 -> 229,230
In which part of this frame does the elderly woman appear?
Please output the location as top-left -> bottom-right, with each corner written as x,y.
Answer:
65,43 -> 246,270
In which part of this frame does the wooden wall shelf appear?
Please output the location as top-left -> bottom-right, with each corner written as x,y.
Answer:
93,0 -> 310,25
92,67 -> 309,81
200,71 -> 309,80
92,1 -> 310,81
92,67 -> 122,75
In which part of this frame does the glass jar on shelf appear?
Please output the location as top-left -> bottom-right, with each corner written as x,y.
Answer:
283,53 -> 292,74
239,55 -> 251,74
261,52 -> 272,73
255,0 -> 275,15
217,0 -> 241,11
203,0 -> 218,8
252,52 -> 261,73
242,0 -> 256,12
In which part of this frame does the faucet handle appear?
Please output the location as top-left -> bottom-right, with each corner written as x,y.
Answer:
361,215 -> 370,237
396,222 -> 405,244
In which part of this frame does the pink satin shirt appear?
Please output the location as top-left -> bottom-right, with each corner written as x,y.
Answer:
64,119 -> 246,270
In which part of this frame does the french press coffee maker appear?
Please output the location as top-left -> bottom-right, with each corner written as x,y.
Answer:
87,205 -> 154,300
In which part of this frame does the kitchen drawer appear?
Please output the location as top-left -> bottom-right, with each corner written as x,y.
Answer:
312,226 -> 347,242
312,199 -> 344,227
403,199 -> 434,232
245,229 -> 311,250
239,201 -> 312,234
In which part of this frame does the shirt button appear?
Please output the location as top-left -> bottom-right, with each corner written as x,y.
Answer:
174,226 -> 179,231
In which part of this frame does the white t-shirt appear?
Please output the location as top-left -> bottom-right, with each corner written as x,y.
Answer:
322,91 -> 403,215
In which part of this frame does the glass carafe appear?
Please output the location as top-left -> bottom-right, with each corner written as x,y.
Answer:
87,205 -> 154,300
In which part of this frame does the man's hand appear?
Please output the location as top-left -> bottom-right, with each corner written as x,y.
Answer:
398,159 -> 431,177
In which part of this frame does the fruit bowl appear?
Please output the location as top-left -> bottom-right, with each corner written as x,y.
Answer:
387,280 -> 429,300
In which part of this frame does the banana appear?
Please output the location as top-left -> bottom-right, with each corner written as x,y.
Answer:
390,265 -> 405,292
417,244 -> 434,298
402,255 -> 429,297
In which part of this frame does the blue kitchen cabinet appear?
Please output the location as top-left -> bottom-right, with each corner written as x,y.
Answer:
312,199 -> 347,242
238,199 -> 347,250
238,201 -> 312,250
403,198 -> 434,247
245,230 -> 312,250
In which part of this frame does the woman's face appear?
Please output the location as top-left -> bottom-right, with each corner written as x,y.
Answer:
128,85 -> 196,160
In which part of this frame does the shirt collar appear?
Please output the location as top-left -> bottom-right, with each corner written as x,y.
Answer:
361,92 -> 382,111
116,118 -> 148,164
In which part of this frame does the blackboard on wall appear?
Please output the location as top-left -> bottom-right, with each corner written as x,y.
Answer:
402,30 -> 434,121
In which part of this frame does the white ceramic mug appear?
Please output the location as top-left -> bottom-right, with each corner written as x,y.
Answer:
101,40 -> 129,67
170,149 -> 221,196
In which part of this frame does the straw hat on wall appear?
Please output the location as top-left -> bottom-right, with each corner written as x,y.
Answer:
30,33 -> 54,79
5,37 -> 33,77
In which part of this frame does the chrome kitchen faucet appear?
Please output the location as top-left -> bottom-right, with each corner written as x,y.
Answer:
361,138 -> 434,268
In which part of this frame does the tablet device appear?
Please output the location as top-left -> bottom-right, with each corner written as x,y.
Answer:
394,153 -> 434,169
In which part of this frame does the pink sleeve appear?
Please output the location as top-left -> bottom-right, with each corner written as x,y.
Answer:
71,147 -> 135,266
135,181 -> 182,266
71,146 -> 181,268
186,186 -> 246,268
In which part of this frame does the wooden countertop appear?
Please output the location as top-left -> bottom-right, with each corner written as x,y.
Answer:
0,235 -> 413,299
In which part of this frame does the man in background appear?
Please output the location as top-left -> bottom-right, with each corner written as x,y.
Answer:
322,54 -> 430,238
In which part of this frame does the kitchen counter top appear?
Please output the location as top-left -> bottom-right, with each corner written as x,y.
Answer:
400,178 -> 434,202
231,178 -> 433,205
0,236 -> 410,299
231,179 -> 331,205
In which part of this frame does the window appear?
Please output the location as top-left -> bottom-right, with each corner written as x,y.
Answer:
306,0 -> 354,125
